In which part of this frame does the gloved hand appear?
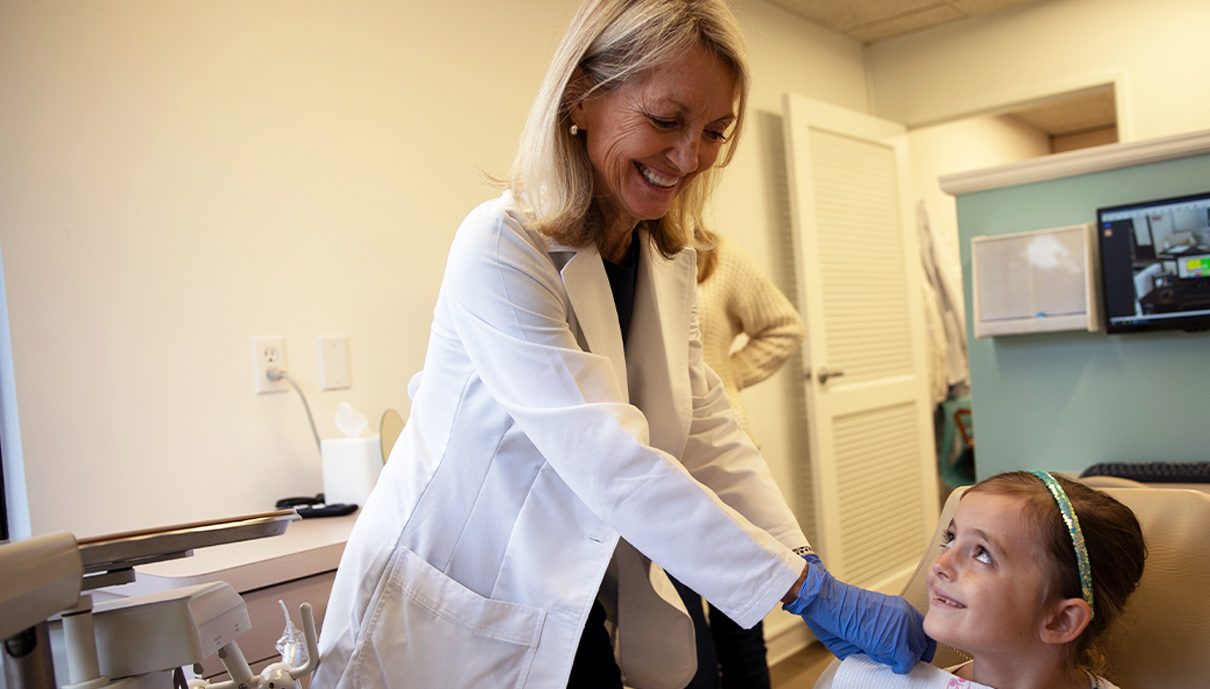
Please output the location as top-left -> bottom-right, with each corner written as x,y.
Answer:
784,555 -> 935,674
785,555 -> 861,660
800,613 -> 861,660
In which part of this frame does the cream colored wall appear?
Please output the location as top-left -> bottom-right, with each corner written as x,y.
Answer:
0,1 -> 562,537
0,0 -> 866,553
868,0 -> 1210,141
907,115 -> 1052,322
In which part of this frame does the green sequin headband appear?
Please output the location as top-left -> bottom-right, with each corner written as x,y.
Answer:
1030,470 -> 1095,618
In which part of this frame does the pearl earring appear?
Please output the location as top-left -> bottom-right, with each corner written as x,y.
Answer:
569,124 -> 579,136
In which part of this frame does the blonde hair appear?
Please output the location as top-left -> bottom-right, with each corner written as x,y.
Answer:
508,0 -> 749,258
694,224 -> 720,283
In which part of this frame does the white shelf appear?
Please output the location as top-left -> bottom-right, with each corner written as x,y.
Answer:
940,129 -> 1210,196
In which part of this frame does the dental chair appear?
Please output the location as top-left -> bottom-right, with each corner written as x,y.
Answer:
814,484 -> 1210,689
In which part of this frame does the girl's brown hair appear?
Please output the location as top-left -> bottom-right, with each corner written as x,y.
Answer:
966,471 -> 1146,672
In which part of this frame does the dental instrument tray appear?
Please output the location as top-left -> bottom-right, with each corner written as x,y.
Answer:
77,510 -> 298,588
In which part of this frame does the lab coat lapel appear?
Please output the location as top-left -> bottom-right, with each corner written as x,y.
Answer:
555,243 -> 630,400
612,234 -> 700,689
628,235 -> 695,455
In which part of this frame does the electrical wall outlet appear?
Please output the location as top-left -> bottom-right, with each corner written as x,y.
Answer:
318,335 -> 351,390
252,336 -> 288,394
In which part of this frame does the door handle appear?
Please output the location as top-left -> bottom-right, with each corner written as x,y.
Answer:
808,367 -> 845,384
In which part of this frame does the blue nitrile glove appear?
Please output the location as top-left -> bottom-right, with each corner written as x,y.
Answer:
801,611 -> 862,659
785,556 -> 860,659
784,555 -> 935,674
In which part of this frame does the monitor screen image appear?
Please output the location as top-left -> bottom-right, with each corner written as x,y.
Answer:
1097,191 -> 1210,333
1177,254 -> 1210,279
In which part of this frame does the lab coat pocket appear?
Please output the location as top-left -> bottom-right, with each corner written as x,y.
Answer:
353,546 -> 546,689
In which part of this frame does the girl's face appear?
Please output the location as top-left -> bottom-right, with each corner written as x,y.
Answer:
924,492 -> 1057,658
573,45 -> 736,235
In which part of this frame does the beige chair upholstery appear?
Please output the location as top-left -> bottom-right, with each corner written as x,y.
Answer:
817,485 -> 1210,689
1077,475 -> 1146,489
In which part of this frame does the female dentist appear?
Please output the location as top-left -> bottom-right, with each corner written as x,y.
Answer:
315,1 -> 933,687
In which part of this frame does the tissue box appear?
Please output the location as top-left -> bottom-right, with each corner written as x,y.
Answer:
321,436 -> 382,506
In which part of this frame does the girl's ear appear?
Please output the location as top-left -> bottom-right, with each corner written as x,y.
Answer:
1039,598 -> 1093,645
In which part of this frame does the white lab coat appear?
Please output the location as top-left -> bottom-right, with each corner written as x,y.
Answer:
315,192 -> 807,689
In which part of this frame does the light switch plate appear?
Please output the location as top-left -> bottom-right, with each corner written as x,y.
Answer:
318,336 -> 351,390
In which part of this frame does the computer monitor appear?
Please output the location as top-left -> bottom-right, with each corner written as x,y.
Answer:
1097,191 -> 1210,333
1176,254 -> 1210,279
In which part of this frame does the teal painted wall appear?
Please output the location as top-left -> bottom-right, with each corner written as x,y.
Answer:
957,153 -> 1210,478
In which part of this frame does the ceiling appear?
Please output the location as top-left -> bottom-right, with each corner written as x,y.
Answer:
767,0 -> 1047,45
1007,85 -> 1117,138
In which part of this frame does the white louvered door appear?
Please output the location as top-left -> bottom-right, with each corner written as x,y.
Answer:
781,95 -> 938,593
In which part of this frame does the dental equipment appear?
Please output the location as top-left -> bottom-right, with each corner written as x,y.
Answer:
1,510 -> 319,689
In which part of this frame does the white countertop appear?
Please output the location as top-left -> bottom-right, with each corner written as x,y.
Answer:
100,513 -> 357,598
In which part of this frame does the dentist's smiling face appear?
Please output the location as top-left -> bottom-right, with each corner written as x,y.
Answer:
924,492 -> 1055,658
573,45 -> 736,236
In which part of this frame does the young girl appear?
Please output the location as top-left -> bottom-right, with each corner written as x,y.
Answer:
823,470 -> 1146,689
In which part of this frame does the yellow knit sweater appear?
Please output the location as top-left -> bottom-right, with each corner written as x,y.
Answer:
696,238 -> 804,434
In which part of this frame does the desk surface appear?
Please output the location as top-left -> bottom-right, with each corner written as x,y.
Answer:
1139,278 -> 1210,313
101,513 -> 357,597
